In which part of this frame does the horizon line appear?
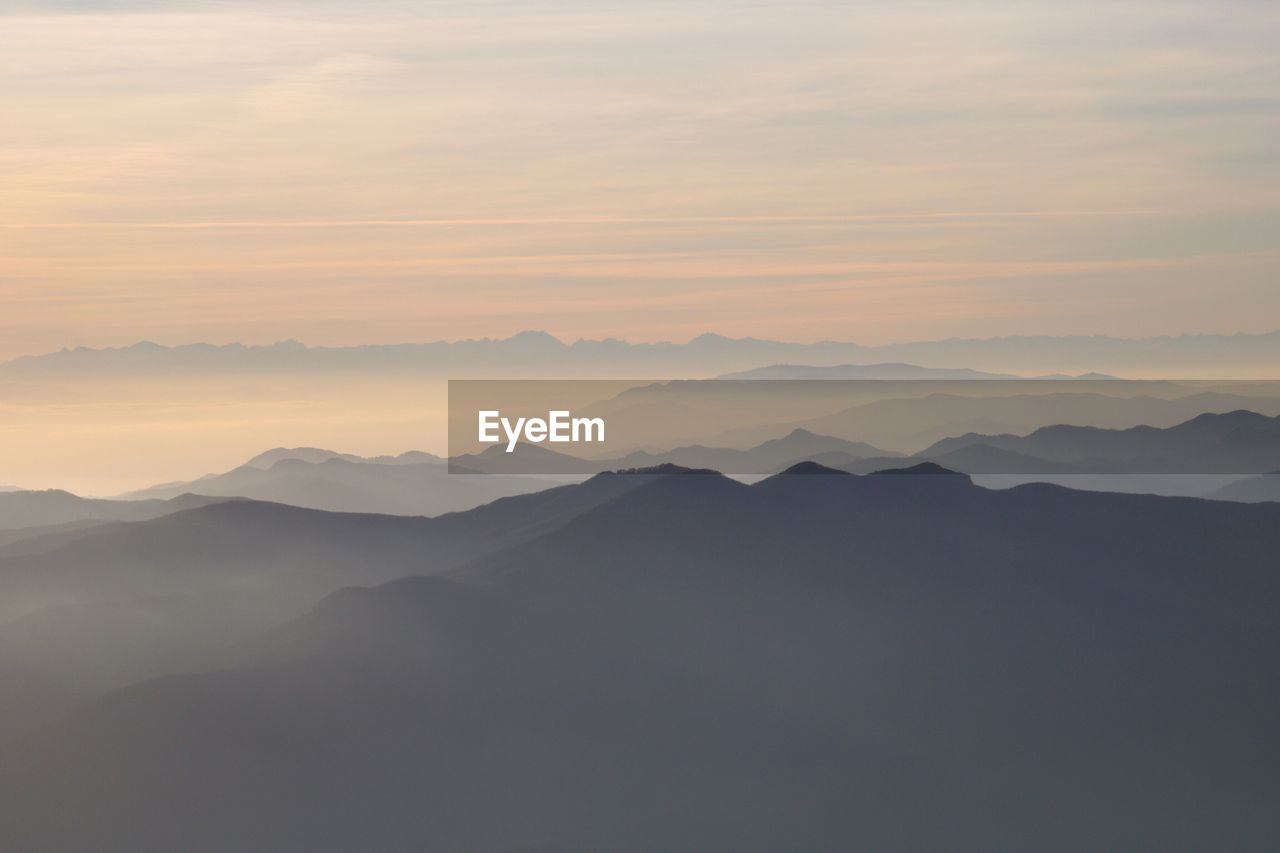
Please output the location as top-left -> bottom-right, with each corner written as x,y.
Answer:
7,326 -> 1280,365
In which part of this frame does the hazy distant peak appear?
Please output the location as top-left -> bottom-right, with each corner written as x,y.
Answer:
503,330 -> 565,347
8,329 -> 1280,376
244,447 -> 356,468
242,447 -> 443,469
1176,409 -> 1274,428
717,362 -> 1020,380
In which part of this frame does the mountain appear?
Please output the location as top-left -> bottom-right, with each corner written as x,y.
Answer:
1207,472 -> 1280,503
716,363 -> 1120,380
709,390 -> 1280,453
123,456 -> 547,516
449,443 -> 603,476
242,447 -> 443,468
6,329 -> 1280,377
923,410 -> 1280,474
450,430 -> 899,476
603,428 -> 899,474
0,489 -> 234,532
0,471 -> 655,705
6,466 -> 1279,851
716,362 -> 1025,379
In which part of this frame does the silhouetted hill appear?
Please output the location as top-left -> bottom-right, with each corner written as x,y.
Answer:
923,410 -> 1280,473
0,489 -> 234,531
453,431 -> 899,476
604,428 -> 899,474
0,471 -> 654,702
450,443 -> 602,475
243,447 -> 443,468
8,470 -> 1279,851
711,389 -> 1280,450
124,456 -> 548,515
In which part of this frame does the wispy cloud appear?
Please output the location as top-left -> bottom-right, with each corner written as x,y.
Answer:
1,0 -> 1278,356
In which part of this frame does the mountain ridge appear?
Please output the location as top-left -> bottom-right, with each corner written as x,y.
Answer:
8,329 -> 1280,375
9,461 -> 1279,850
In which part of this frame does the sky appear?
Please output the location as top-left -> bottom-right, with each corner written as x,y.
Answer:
2,0 -> 1279,362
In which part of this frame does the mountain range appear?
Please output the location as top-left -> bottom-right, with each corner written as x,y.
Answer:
921,410 -> 1280,474
0,491 -> 234,536
703,389 -> 1280,452
0,469 -> 664,707
452,428 -> 900,476
3,463 -> 1278,850
716,363 -> 1119,380
6,329 -> 1280,377
123,453 -> 549,516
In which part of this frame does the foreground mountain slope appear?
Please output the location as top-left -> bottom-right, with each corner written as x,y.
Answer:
8,467 -> 1279,851
0,472 -> 654,705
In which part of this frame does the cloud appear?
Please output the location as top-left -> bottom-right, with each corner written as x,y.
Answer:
1,0 -> 1278,356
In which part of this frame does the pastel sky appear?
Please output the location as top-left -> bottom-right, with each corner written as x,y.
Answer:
2,0 -> 1279,360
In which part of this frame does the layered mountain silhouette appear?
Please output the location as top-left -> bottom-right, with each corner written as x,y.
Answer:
0,490 -> 234,534
453,429 -> 899,475
123,454 -> 547,515
922,410 -> 1280,474
709,390 -> 1280,452
241,447 -> 442,468
0,471 -> 659,707
602,428 -> 898,472
717,363 -> 1119,380
4,464 -> 1279,850
7,329 -> 1280,376
0,465 -> 718,756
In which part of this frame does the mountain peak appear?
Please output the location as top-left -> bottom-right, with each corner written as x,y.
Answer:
504,330 -> 565,347
870,461 -> 967,477
776,461 -> 850,476
609,462 -> 721,476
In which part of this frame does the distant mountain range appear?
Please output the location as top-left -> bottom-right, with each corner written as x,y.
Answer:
450,411 -> 1280,503
920,410 -> 1280,475
5,463 -> 1278,850
124,451 -> 546,516
717,363 -> 1118,380
452,428 -> 900,475
0,490 -> 233,534
6,329 -> 1280,376
0,470 -> 662,701
703,389 -> 1280,452
241,447 -> 442,468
